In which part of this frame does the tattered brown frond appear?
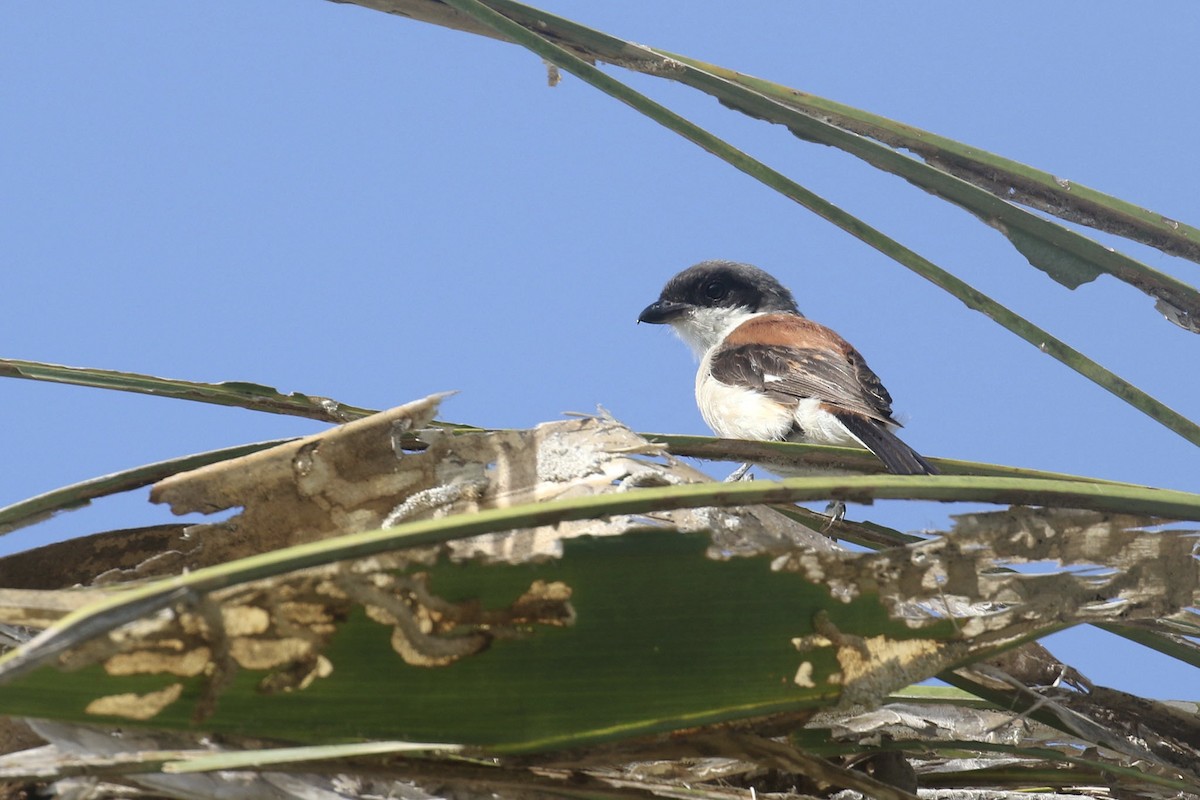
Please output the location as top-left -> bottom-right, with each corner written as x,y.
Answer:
0,397 -> 1196,798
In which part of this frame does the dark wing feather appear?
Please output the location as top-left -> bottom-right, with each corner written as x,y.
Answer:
835,412 -> 938,475
845,348 -> 894,421
709,344 -> 897,424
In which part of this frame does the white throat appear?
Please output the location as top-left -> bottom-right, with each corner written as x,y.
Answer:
667,306 -> 762,357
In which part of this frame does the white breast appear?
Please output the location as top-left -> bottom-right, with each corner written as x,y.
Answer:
694,351 -> 793,440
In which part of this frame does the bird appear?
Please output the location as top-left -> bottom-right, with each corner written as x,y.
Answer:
637,260 -> 937,476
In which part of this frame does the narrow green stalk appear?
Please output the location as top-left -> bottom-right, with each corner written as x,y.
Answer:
0,358 -> 376,423
647,434 -> 1144,485
0,420 -> 1152,541
467,0 -> 1200,328
164,741 -> 460,774
439,0 -> 1200,448
656,50 -> 1200,327
1098,622 -> 1200,670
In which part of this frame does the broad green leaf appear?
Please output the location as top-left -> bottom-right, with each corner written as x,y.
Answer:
0,531 -> 953,749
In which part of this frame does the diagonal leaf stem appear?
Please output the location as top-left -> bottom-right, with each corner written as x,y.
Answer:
439,0 -> 1200,448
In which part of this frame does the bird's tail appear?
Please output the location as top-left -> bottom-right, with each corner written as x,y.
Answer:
835,413 -> 939,475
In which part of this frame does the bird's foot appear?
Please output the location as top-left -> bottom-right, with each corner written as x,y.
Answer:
725,462 -> 754,482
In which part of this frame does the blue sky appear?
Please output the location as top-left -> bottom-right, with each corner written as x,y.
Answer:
4,3 -> 1198,699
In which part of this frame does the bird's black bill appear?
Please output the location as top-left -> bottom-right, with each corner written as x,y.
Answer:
637,300 -> 690,325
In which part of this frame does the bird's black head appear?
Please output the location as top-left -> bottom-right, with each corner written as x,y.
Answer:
638,260 -> 800,325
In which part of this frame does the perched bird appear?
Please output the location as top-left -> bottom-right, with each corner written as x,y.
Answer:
638,260 -> 937,475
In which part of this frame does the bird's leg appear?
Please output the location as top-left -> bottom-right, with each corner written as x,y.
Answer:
823,500 -> 847,529
725,462 -> 754,482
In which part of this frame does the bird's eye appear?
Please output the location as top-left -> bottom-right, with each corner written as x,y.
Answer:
703,280 -> 727,300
